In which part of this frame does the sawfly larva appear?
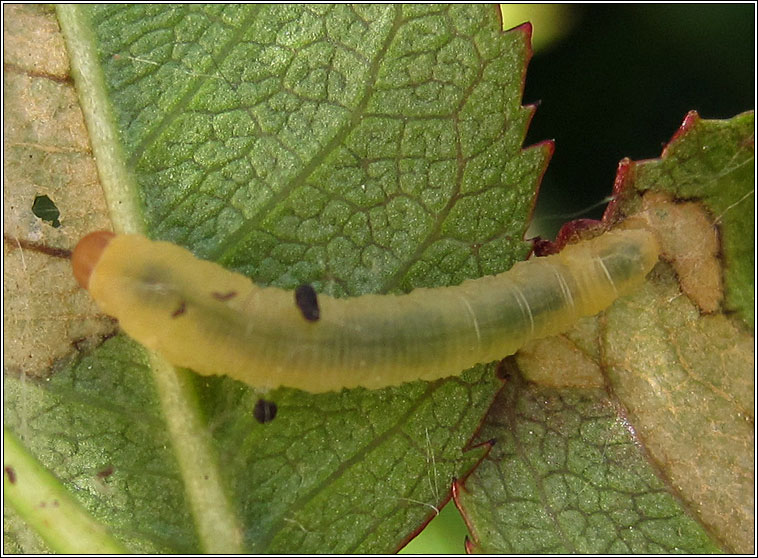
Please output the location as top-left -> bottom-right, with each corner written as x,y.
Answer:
72,228 -> 659,393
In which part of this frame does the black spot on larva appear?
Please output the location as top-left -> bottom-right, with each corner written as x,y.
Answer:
5,466 -> 16,484
212,290 -> 237,301
295,284 -> 320,321
171,301 -> 187,318
253,399 -> 278,424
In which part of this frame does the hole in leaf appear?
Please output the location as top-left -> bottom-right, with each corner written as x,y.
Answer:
32,194 -> 61,228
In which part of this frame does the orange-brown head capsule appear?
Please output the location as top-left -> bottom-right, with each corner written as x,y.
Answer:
71,230 -> 115,289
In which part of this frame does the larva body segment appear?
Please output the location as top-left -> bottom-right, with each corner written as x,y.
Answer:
76,229 -> 659,393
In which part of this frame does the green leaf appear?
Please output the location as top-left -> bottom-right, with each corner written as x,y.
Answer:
6,5 -> 550,553
455,111 -> 754,554
455,370 -> 723,553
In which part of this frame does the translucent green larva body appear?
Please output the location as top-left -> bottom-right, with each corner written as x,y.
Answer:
73,229 -> 659,393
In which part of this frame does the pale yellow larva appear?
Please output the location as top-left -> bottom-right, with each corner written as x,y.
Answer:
72,228 -> 659,393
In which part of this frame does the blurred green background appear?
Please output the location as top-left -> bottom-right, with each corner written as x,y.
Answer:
401,4 -> 754,554
524,4 -> 754,240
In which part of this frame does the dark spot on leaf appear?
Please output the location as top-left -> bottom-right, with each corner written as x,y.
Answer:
4,466 -> 16,484
295,284 -> 320,321
496,357 -> 519,381
32,194 -> 61,228
254,399 -> 278,424
96,465 -> 114,479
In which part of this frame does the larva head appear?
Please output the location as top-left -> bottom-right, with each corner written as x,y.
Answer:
72,230 -> 115,289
